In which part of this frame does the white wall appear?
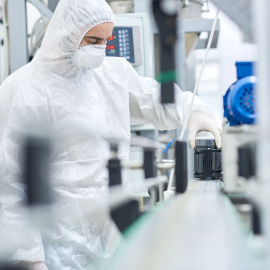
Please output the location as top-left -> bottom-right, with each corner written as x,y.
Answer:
195,2 -> 257,120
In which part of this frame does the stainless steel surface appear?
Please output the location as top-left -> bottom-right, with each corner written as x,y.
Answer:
123,159 -> 175,170
254,0 -> 270,183
132,26 -> 142,66
181,18 -> 220,49
253,0 -> 270,249
122,160 -> 143,170
222,125 -> 258,193
157,159 -> 174,163
179,1 -> 201,57
107,180 -> 265,270
48,0 -> 59,12
174,18 -> 220,91
211,0 -> 253,41
156,162 -> 174,169
7,0 -> 28,73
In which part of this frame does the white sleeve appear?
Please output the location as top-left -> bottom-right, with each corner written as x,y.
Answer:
127,61 -> 215,130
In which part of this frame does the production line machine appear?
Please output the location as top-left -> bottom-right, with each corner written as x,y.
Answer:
1,0 -> 270,270
100,64 -> 262,270
222,62 -> 258,194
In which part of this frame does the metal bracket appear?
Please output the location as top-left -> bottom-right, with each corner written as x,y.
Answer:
153,18 -> 220,49
181,18 -> 220,49
7,0 -> 29,73
48,0 -> 59,12
28,0 -> 53,19
210,0 -> 253,41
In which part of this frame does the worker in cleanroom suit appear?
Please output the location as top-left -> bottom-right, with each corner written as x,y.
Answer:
0,0 -> 222,269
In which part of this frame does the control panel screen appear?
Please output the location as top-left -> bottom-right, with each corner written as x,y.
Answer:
106,27 -> 135,64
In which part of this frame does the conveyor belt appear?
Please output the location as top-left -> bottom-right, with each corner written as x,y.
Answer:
106,180 -> 267,270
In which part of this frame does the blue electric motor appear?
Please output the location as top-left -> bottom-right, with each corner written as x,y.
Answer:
223,62 -> 257,126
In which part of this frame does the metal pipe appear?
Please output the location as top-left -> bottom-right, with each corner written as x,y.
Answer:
157,159 -> 174,163
48,0 -> 59,12
254,1 -> 270,183
40,176 -> 168,223
122,163 -> 175,170
122,159 -> 175,170
7,0 -> 28,73
156,163 -> 175,170
253,0 -> 270,244
28,0 -> 53,18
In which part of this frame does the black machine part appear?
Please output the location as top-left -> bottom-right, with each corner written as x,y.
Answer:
110,199 -> 140,233
23,135 -> 52,206
108,157 -> 140,234
238,144 -> 256,179
175,141 -> 188,193
152,0 -> 178,104
194,139 -> 222,180
143,149 -> 157,179
143,149 -> 160,201
108,158 -> 122,187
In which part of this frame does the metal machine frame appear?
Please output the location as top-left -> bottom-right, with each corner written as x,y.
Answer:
6,0 -> 54,74
7,0 -> 29,73
175,18 -> 220,91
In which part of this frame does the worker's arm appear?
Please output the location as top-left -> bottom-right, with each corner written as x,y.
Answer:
126,61 -> 214,127
126,60 -> 222,147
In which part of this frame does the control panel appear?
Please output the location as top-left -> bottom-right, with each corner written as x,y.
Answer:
106,26 -> 142,66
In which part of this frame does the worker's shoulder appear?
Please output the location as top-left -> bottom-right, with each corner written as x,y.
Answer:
0,61 -> 44,93
1,63 -> 35,89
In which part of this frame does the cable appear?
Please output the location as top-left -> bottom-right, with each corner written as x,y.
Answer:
162,138 -> 176,155
167,8 -> 220,192
179,9 -> 220,142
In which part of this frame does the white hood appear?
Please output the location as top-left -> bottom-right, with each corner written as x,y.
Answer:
37,0 -> 114,79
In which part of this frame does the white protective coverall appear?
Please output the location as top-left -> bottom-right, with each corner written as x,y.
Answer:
0,0 -> 217,269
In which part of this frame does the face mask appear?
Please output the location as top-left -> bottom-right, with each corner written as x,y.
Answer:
77,44 -> 106,70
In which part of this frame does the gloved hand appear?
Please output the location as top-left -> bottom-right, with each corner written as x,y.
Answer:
188,111 -> 222,149
18,262 -> 48,270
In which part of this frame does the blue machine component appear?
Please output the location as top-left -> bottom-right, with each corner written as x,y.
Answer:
223,62 -> 257,126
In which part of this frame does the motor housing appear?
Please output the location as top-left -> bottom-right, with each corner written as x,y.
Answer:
194,139 -> 222,180
223,62 -> 257,126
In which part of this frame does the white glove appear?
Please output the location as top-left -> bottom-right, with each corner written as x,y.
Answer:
188,111 -> 222,149
18,262 -> 48,270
